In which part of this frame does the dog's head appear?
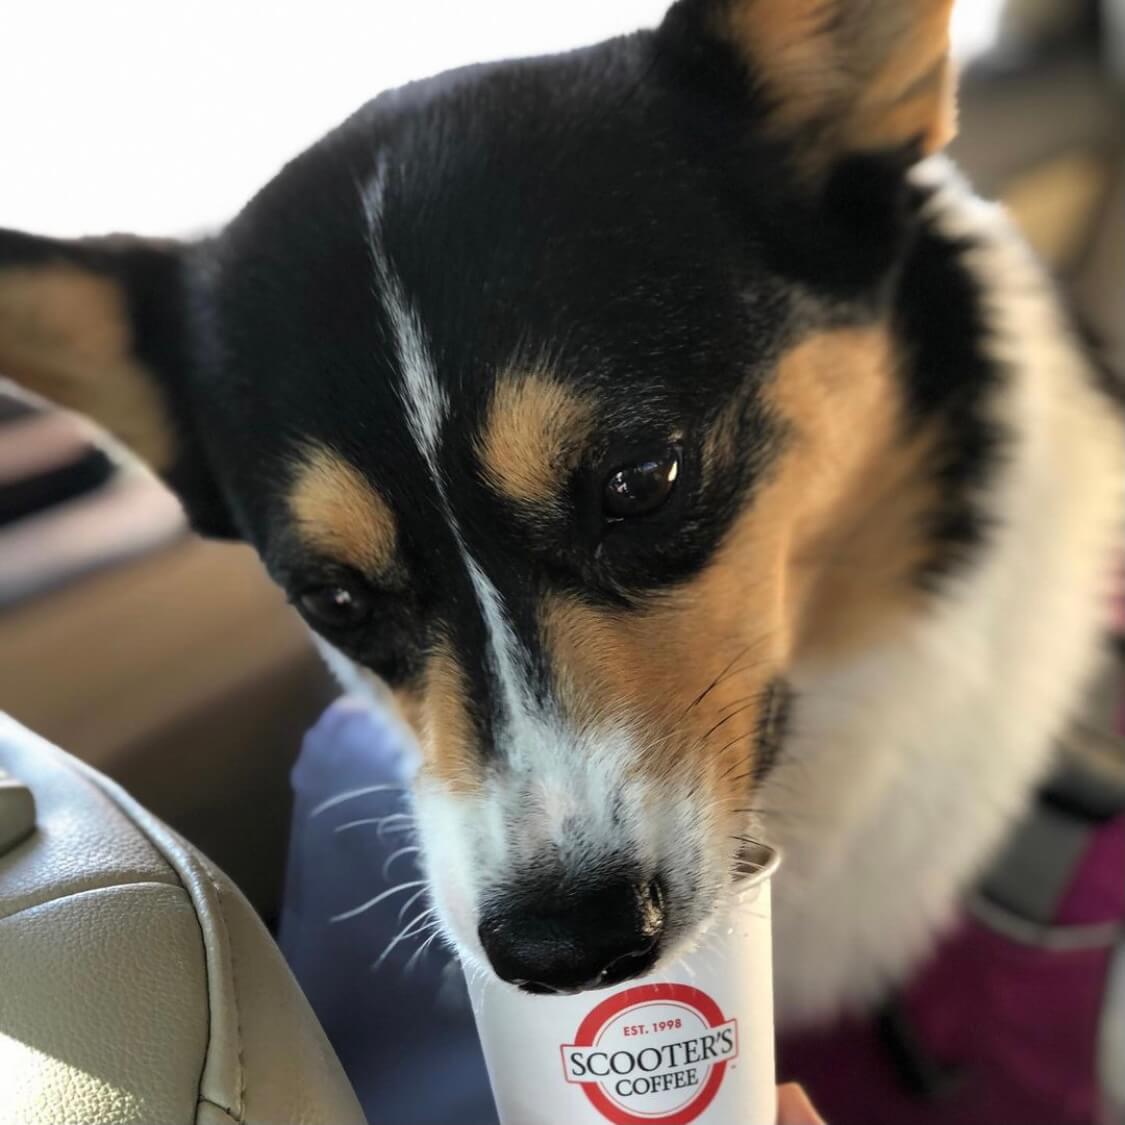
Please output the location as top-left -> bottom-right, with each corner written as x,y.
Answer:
1,0 -> 958,992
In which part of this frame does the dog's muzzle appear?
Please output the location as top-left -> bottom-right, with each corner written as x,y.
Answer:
477,873 -> 666,994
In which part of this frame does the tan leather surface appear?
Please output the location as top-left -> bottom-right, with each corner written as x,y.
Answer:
0,731 -> 178,919
0,772 -> 35,854
0,535 -> 335,920
0,884 -> 209,1125
201,868 -> 373,1125
0,714 -> 368,1125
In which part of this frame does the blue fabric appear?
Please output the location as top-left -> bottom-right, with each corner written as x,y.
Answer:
278,698 -> 497,1125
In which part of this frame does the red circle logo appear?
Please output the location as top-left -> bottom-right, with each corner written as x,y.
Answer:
559,983 -> 739,1125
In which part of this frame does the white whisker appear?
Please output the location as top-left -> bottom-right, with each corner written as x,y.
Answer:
331,811 -> 415,836
311,784 -> 404,818
379,821 -> 417,836
329,879 -> 426,923
381,844 -> 422,880
396,885 -> 430,924
372,907 -> 438,972
404,929 -> 442,974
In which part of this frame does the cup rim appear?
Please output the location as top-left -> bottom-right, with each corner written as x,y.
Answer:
736,840 -> 781,887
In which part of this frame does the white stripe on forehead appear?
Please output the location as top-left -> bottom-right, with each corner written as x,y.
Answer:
361,166 -> 446,469
360,165 -> 535,742
463,556 -> 537,735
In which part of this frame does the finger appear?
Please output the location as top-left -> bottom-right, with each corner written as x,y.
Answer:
777,1082 -> 827,1125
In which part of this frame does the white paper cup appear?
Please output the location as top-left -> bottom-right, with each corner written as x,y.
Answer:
465,845 -> 779,1125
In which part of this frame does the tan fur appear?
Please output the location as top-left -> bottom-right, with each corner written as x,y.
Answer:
367,328 -> 933,808
414,640 -> 480,793
766,327 -> 937,660
543,326 -> 934,782
289,445 -> 400,578
701,388 -> 749,486
360,328 -> 933,809
342,643 -> 479,794
543,582 -> 780,790
717,0 -> 956,174
478,368 -> 594,506
0,265 -> 175,468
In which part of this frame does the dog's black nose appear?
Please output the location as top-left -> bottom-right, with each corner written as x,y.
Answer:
478,876 -> 665,994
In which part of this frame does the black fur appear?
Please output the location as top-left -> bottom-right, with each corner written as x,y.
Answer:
751,676 -> 792,785
893,186 -> 1006,584
0,227 -> 237,538
178,33 -> 807,710
1,15 -> 1026,733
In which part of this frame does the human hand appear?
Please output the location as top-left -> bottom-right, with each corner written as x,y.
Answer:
777,1083 -> 825,1124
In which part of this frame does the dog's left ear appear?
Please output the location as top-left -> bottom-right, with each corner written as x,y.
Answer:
661,0 -> 956,178
0,227 -> 237,538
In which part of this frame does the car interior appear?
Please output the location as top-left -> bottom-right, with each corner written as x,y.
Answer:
1,1 -> 1122,1122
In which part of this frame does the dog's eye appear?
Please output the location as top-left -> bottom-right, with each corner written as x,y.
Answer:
603,448 -> 680,519
297,580 -> 373,630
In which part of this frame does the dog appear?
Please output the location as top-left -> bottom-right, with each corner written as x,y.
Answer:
1,0 -> 1121,1048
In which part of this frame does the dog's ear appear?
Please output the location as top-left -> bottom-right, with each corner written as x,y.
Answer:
660,0 -> 956,178
0,227 -> 236,538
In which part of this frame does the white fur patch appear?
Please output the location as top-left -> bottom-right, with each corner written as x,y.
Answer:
462,555 -> 535,745
362,165 -> 530,726
359,167 -> 679,958
362,166 -> 447,469
352,157 -> 1123,1020
764,157 -> 1125,1028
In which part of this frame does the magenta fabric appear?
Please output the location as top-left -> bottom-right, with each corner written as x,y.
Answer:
778,814 -> 1125,1125
1110,555 -> 1125,636
1056,816 -> 1125,925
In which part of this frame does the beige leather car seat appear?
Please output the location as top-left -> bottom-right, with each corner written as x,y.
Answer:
0,713 -> 367,1125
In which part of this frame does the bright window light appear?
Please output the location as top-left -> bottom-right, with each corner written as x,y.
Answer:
2,1 -> 1003,239
952,0 -> 1007,63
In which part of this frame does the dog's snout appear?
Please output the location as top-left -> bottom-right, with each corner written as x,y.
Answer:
478,876 -> 666,994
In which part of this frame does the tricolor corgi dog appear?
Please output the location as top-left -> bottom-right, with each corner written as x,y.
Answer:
1,0 -> 1121,1029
